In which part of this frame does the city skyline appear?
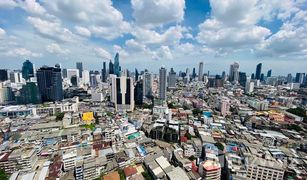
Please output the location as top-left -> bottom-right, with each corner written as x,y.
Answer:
0,0 -> 306,75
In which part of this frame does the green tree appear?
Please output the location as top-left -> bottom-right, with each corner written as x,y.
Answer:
192,108 -> 203,116
142,171 -> 153,180
215,142 -> 224,151
287,124 -> 302,132
55,112 -> 65,120
0,169 -> 8,180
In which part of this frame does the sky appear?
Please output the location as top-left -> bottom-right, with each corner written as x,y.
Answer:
0,0 -> 306,75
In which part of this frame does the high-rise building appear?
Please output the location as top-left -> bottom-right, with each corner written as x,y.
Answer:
36,65 -> 63,102
9,70 -> 23,83
168,68 -> 176,88
101,61 -> 107,82
251,73 -> 255,80
70,75 -> 78,86
111,75 -> 134,112
0,69 -> 8,82
67,69 -> 79,86
134,80 -> 143,105
229,62 -> 239,83
114,53 -> 120,77
267,69 -> 272,78
62,68 -> 68,78
239,72 -> 247,87
82,70 -> 90,84
255,63 -> 262,80
22,60 -> 34,81
109,60 -> 114,74
0,84 -> 14,104
76,62 -> 83,78
17,82 -> 41,104
198,62 -> 204,81
90,74 -> 97,87
143,72 -> 153,98
295,73 -> 305,84
135,68 -> 139,81
159,66 -> 167,100
287,73 -> 293,83
260,73 -> 264,81
245,80 -> 254,94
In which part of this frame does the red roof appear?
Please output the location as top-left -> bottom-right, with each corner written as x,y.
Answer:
123,166 -> 137,177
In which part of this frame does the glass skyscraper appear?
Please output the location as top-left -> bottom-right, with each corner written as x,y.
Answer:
159,66 -> 167,100
37,65 -> 63,102
114,53 -> 120,77
255,63 -> 262,80
76,62 -> 83,78
22,60 -> 34,81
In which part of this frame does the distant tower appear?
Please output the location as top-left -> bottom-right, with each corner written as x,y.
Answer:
267,69 -> 272,78
36,65 -> 63,102
143,72 -> 153,98
255,63 -> 262,80
198,62 -> 204,81
159,66 -> 167,100
229,62 -> 239,83
22,60 -> 34,81
168,68 -> 176,88
109,60 -> 114,74
76,62 -> 83,78
101,61 -> 107,82
111,75 -> 134,112
0,69 -> 8,82
114,53 -> 120,77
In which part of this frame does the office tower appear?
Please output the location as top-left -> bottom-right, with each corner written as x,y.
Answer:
255,63 -> 262,80
267,69 -> 272,78
70,75 -> 78,86
168,68 -> 176,88
0,84 -> 14,104
135,68 -> 139,81
143,72 -> 153,98
251,73 -> 255,80
22,60 -> 34,81
260,73 -> 264,81
36,65 -> 63,102
62,68 -> 68,78
101,61 -> 107,82
287,73 -> 293,83
67,69 -> 79,86
82,70 -> 90,84
111,75 -> 134,112
229,62 -> 239,83
245,80 -> 254,93
109,60 -> 114,74
90,74 -> 97,87
239,72 -> 247,87
9,70 -> 23,83
0,69 -> 8,82
17,82 -> 41,104
198,62 -> 204,81
295,73 -> 305,84
159,66 -> 167,100
192,68 -> 196,79
134,80 -> 143,105
76,62 -> 83,78
114,53 -> 120,77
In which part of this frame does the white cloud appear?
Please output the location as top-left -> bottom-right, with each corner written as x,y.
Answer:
125,39 -> 146,52
0,28 -> 6,38
94,47 -> 111,60
46,43 -> 70,55
27,16 -> 77,43
151,46 -> 173,60
5,48 -> 42,58
0,0 -> 18,9
113,45 -> 129,58
177,42 -> 195,54
132,26 -> 186,45
44,0 -> 130,40
75,26 -> 91,37
131,0 -> 185,27
19,0 -> 46,15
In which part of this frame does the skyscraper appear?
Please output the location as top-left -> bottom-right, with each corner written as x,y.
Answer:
168,68 -> 176,88
76,62 -> 83,78
135,68 -> 139,81
111,75 -> 134,112
287,73 -> 293,83
255,63 -> 262,80
159,66 -> 167,100
134,80 -> 143,105
109,60 -> 114,74
143,72 -> 153,98
0,69 -> 8,82
17,82 -> 41,104
260,73 -> 265,81
295,73 -> 305,84
101,61 -> 107,82
267,69 -> 272,78
198,62 -> 204,81
114,53 -> 120,77
67,69 -> 79,86
90,74 -> 98,87
192,68 -> 196,79
239,72 -> 247,87
62,68 -> 68,78
22,60 -> 34,81
37,65 -> 63,102
229,62 -> 239,83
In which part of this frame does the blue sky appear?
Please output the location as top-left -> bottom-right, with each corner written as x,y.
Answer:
0,0 -> 306,75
